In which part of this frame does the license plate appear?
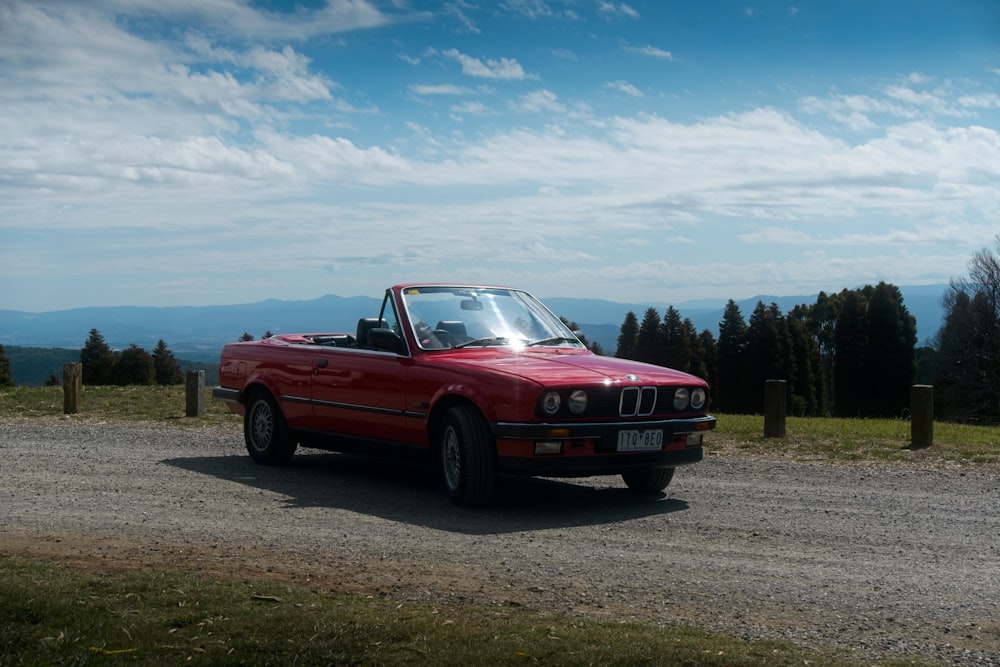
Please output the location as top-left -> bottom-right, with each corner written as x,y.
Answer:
616,429 -> 664,452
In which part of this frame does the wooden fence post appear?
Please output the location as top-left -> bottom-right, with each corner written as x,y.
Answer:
764,379 -> 787,438
185,370 -> 205,417
63,362 -> 82,415
911,384 -> 934,449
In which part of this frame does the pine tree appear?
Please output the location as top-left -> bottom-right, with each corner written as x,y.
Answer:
742,302 -> 793,414
787,315 -> 822,416
934,236 -> 1000,424
792,290 -> 843,414
934,288 -> 975,421
0,344 -> 14,387
81,328 -> 117,385
634,307 -> 662,365
660,306 -> 690,372
683,319 -> 708,380
697,328 -> 718,394
833,290 -> 868,417
864,282 -> 916,417
967,290 -> 1000,422
615,311 -> 639,359
152,339 -> 184,386
116,344 -> 155,386
716,300 -> 747,413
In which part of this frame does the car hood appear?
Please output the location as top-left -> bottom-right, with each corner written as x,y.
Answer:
435,349 -> 706,387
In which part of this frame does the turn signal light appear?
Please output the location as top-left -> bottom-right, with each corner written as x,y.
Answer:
534,441 -> 563,455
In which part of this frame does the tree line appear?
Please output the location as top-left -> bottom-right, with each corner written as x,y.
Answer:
79,329 -> 185,386
0,330 -> 185,388
612,237 -> 1000,425
614,282 -> 915,418
929,236 -> 1000,424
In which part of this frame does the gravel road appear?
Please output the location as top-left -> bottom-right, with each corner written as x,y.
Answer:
2,417 -> 998,665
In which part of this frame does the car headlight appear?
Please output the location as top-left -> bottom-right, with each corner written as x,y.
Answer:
541,391 -> 561,416
568,390 -> 588,415
673,388 -> 690,410
690,387 -> 706,410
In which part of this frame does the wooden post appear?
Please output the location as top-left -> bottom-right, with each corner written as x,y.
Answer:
911,384 -> 934,449
63,362 -> 82,415
185,370 -> 205,417
763,379 -> 787,438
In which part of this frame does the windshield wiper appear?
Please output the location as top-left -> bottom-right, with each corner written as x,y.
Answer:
453,336 -> 510,349
527,336 -> 580,347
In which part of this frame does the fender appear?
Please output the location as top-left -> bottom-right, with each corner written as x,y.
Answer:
426,375 -> 543,427
241,372 -> 287,405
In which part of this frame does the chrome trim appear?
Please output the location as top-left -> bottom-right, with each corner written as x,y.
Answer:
493,415 -> 716,440
619,386 -> 657,417
309,398 -> 427,420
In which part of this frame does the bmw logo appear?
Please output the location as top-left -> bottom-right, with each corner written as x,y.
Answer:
625,374 -> 640,382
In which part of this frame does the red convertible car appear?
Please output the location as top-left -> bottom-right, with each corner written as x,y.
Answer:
214,284 -> 716,505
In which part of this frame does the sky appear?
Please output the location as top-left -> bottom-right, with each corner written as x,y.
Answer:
1,0 -> 999,312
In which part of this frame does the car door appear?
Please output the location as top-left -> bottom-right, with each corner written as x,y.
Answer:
309,347 -> 410,444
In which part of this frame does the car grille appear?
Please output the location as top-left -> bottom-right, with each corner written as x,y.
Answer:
618,386 -> 657,416
581,385 -> 689,419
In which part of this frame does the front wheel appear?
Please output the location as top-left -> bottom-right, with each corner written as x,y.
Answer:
244,391 -> 297,465
622,467 -> 675,493
439,406 -> 496,506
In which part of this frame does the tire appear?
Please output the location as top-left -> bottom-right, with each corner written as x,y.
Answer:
622,467 -> 675,493
244,391 -> 297,465
439,406 -> 496,506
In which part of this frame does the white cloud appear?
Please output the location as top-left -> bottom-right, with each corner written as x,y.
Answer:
516,90 -> 566,113
598,2 -> 640,19
606,80 -> 644,97
500,0 -> 579,20
410,84 -> 472,96
627,44 -> 674,60
443,49 -> 530,80
450,101 -> 489,116
800,75 -> 1000,130
737,223 -> 994,249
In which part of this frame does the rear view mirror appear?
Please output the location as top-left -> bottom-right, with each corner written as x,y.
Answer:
460,299 -> 483,311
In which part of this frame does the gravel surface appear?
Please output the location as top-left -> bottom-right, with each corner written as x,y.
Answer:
2,417 -> 998,665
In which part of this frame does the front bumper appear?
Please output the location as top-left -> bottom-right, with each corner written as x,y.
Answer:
490,414 -> 715,477
492,415 -> 716,444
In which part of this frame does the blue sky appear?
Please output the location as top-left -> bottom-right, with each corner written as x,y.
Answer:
1,0 -> 999,312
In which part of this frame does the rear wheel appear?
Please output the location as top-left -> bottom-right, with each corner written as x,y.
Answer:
622,467 -> 674,493
244,391 -> 297,465
439,406 -> 496,506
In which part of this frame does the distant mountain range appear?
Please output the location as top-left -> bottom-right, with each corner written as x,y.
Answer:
1,285 -> 948,370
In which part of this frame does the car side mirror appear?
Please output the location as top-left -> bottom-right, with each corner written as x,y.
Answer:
368,328 -> 407,355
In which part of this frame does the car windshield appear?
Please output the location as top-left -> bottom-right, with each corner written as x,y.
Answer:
400,287 -> 586,351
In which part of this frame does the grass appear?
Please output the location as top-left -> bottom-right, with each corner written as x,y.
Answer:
711,413 -> 999,467
0,384 -> 240,427
0,556 -> 929,667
